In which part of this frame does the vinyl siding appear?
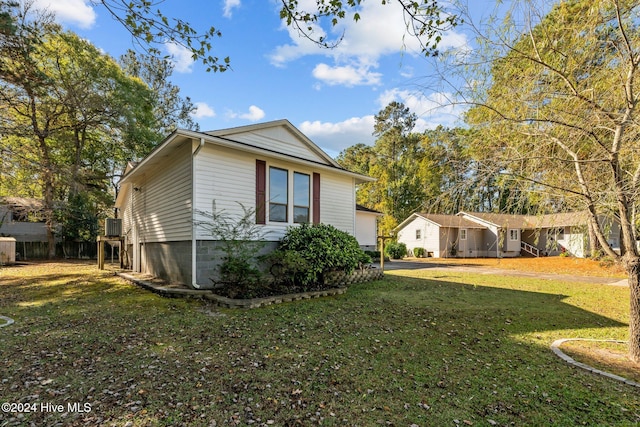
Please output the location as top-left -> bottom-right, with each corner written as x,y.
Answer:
194,144 -> 256,231
219,127 -> 327,163
136,143 -> 192,243
397,217 -> 442,257
194,144 -> 356,241
320,172 -> 355,235
120,186 -> 133,241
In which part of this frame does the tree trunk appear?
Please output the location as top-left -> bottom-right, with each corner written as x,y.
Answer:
627,255 -> 640,362
587,220 -> 600,258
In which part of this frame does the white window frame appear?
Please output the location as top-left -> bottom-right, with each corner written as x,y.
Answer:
416,229 -> 421,240
460,229 -> 467,240
509,229 -> 519,241
267,164 -> 313,225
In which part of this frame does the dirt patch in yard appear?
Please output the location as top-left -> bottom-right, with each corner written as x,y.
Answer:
406,256 -> 627,278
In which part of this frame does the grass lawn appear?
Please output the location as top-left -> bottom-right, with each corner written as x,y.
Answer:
1,261 -> 639,426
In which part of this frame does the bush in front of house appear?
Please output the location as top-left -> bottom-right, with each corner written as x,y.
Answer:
413,247 -> 425,258
195,203 -> 267,298
275,223 -> 372,288
385,241 -> 407,259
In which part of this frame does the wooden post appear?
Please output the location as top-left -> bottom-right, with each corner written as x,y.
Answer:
377,235 -> 394,272
97,236 -> 105,270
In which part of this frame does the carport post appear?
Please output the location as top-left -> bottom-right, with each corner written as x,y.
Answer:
378,235 -> 394,272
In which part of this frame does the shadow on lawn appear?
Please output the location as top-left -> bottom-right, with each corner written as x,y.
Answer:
1,263 -> 637,426
360,272 -> 627,335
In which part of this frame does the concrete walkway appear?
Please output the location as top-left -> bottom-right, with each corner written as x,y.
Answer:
376,259 -> 628,286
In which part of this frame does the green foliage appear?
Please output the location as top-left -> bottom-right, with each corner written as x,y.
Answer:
263,249 -> 310,288
195,203 -> 266,297
278,223 -> 371,287
385,241 -> 407,259
57,193 -> 99,243
337,102 -> 484,236
119,50 -> 200,135
99,0 -> 228,72
364,250 -> 381,260
278,0 -> 460,55
413,247 -> 425,258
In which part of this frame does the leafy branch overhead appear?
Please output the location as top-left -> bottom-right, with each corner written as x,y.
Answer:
98,0 -> 230,72
278,0 -> 460,55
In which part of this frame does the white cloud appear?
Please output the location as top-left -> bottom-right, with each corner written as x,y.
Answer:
299,116 -> 376,155
165,42 -> 195,73
270,2 -> 468,69
227,105 -> 266,122
30,0 -> 96,29
377,88 -> 464,131
191,102 -> 216,119
312,63 -> 381,87
223,0 -> 241,18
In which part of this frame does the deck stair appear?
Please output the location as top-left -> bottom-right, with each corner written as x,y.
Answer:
521,241 -> 540,257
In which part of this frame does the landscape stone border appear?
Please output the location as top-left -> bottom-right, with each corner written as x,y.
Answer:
118,267 -> 383,309
205,287 -> 347,309
550,338 -> 640,388
0,315 -> 14,328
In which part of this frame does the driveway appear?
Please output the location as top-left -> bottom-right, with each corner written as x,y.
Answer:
374,259 -> 628,286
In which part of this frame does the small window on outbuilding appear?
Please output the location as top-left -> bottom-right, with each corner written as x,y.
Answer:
509,229 -> 519,241
460,229 -> 467,240
416,229 -> 421,240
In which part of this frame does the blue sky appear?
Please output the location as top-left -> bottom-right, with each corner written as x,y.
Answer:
27,0 -> 480,157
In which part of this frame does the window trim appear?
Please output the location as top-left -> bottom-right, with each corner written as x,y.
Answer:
265,164 -> 316,225
269,166 -> 289,223
416,229 -> 422,240
460,228 -> 467,240
293,171 -> 310,224
509,229 -> 519,241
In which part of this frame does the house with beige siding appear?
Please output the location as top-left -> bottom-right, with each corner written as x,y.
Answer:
395,213 -> 487,258
395,211 -> 620,258
115,120 -> 374,288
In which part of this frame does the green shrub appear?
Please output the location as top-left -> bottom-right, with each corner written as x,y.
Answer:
413,247 -> 425,258
364,250 -> 381,260
278,223 -> 371,287
385,241 -> 407,259
262,249 -> 310,288
195,203 -> 266,297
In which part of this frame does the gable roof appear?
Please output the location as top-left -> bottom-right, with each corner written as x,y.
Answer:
205,119 -> 340,168
459,211 -> 592,229
118,120 -> 374,188
395,213 -> 487,232
356,204 -> 383,215
458,212 -> 532,229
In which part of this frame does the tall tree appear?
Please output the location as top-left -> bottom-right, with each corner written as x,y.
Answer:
119,50 -> 199,136
0,4 -> 156,257
457,0 -> 640,360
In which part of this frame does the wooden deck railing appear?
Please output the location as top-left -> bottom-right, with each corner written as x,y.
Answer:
521,241 -> 540,257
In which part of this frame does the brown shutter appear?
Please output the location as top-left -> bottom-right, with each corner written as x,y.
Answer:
256,160 -> 266,224
312,172 -> 320,224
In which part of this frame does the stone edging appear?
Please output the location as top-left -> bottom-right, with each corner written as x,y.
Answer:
0,315 -> 14,328
117,272 -> 349,308
205,287 -> 347,309
550,338 -> 640,388
116,272 -> 211,299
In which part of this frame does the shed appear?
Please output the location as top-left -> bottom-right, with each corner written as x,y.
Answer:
0,237 -> 16,265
